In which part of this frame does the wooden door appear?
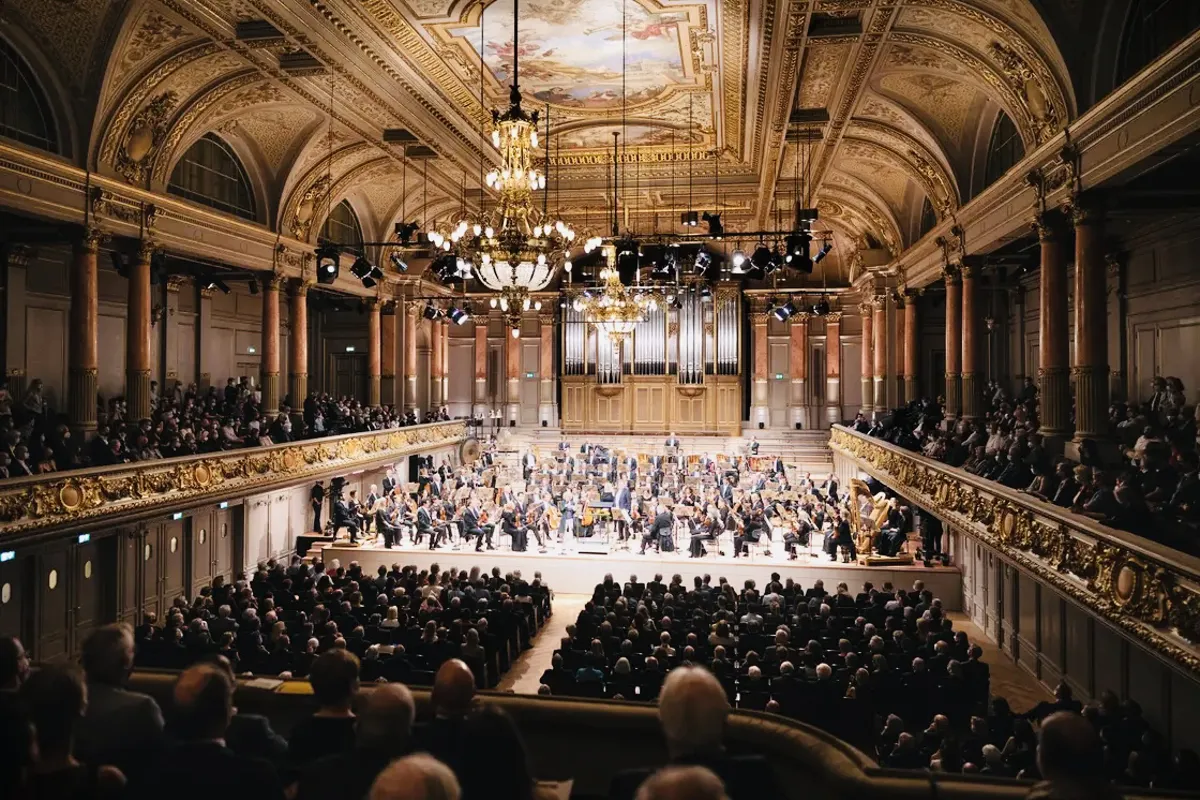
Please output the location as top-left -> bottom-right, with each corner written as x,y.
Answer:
330,353 -> 367,400
140,528 -> 161,619
160,520 -> 187,608
72,539 -> 104,655
116,530 -> 141,626
0,552 -> 29,648
36,548 -> 70,663
213,509 -> 234,581
190,511 -> 214,598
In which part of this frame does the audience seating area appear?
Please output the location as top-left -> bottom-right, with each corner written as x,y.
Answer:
540,571 -> 1200,793
132,558 -> 551,690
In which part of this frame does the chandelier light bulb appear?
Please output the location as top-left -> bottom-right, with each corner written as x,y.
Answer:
534,300 -> 542,310
732,249 -> 746,267
490,297 -> 498,309
533,225 -> 542,237
441,241 -> 451,251
515,167 -> 524,180
484,226 -> 494,238
492,130 -> 500,147
573,298 -> 583,311
511,327 -> 520,338
537,253 -> 547,265
500,297 -> 509,311
473,224 -> 482,236
564,260 -> 572,272
531,131 -> 538,148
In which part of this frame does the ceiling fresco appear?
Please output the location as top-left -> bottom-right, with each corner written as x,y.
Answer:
3,0 -> 1082,283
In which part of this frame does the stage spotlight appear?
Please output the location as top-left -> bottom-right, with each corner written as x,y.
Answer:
389,252 -> 409,272
315,245 -> 340,284
448,305 -> 471,325
423,303 -> 442,320
394,221 -> 420,245
700,286 -> 713,302
814,241 -> 833,264
680,210 -> 699,227
692,250 -> 712,275
772,300 -> 797,322
750,243 -> 772,269
730,248 -> 746,274
351,256 -> 371,279
203,277 -> 231,294
702,212 -> 723,237
110,251 -> 129,278
248,278 -> 258,295
812,300 -> 831,316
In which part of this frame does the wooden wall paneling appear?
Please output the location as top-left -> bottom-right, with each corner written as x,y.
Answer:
190,509 -> 215,598
214,506 -> 235,580
1170,670 -> 1200,752
1039,587 -> 1064,687
1063,600 -> 1093,699
245,494 -> 271,569
71,537 -> 110,656
26,305 -> 67,409
1016,571 -> 1038,677
161,520 -> 187,612
35,546 -> 70,663
1000,563 -> 1018,659
116,530 -> 140,626
1127,643 -> 1171,750
1092,621 -> 1126,700
97,311 -> 126,400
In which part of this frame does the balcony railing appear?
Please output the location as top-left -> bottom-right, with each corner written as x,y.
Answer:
830,426 -> 1200,679
0,421 -> 467,543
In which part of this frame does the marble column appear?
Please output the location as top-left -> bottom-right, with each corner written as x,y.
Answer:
1035,212 -> 1070,437
944,267 -> 962,420
872,298 -> 887,413
366,298 -> 382,407
904,293 -> 919,403
751,306 -> 769,427
538,312 -> 556,426
68,229 -> 100,432
197,285 -> 215,392
125,242 -> 153,421
505,325 -> 521,426
473,320 -> 489,418
288,281 -> 309,410
429,313 -> 445,409
162,276 -> 185,391
403,301 -> 418,413
825,313 -> 842,426
380,301 -> 397,407
859,303 -> 874,416
960,263 -> 982,421
1072,196 -> 1109,441
789,313 -> 810,429
259,275 -> 281,414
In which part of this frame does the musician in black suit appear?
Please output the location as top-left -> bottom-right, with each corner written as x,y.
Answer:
733,509 -> 767,558
415,501 -> 440,549
749,436 -> 760,455
364,485 -> 380,533
382,468 -> 398,495
783,519 -> 811,560
826,473 -> 840,503
521,451 -> 536,481
826,512 -> 856,561
501,505 -> 528,552
333,490 -> 359,544
689,510 -> 719,558
643,505 -> 674,554
376,502 -> 401,549
772,456 -> 785,476
310,481 -> 326,533
615,481 -> 633,541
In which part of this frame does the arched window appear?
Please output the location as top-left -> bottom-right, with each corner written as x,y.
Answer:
321,200 -> 363,247
167,134 -> 257,220
918,197 -> 938,239
984,112 -> 1025,187
0,38 -> 58,152
1118,0 -> 1200,86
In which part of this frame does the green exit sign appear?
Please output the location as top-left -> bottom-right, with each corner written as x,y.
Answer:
775,373 -> 785,380
526,371 -> 536,378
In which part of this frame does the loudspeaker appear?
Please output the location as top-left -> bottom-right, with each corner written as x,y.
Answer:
510,420 -> 516,427
758,422 -> 764,429
542,420 -> 548,427
795,422 -> 802,430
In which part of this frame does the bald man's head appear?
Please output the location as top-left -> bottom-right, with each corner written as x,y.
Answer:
431,659 -> 475,718
172,664 -> 233,740
1037,711 -> 1104,784
635,766 -> 728,800
358,684 -> 416,750
370,753 -> 459,800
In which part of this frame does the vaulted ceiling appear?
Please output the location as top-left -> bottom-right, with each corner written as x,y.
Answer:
2,0 -> 1080,283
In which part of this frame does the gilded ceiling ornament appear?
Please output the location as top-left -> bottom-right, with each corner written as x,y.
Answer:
290,174 -> 332,240
115,91 -> 178,185
988,41 -> 1059,144
125,12 -> 190,65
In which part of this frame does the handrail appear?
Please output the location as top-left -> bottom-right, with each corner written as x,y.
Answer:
0,421 -> 467,544
830,426 -> 1200,678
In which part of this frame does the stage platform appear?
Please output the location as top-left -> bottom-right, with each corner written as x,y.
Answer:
319,538 -> 962,608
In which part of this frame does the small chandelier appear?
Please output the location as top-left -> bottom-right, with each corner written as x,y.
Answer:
573,256 -> 659,343
428,0 -> 574,293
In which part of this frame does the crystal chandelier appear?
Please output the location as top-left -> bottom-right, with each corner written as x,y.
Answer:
428,0 -> 574,294
573,256 -> 659,342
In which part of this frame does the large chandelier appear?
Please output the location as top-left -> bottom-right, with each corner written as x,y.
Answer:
573,258 -> 659,342
428,0 -> 574,293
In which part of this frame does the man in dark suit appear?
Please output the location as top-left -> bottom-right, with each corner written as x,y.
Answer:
501,505 -> 528,552
615,480 -> 633,541
332,490 -> 360,544
415,659 -> 475,785
643,505 -> 674,554
608,667 -> 782,800
376,502 -> 401,549
77,624 -> 165,787
382,468 -> 398,495
142,664 -> 283,800
296,683 -> 415,800
310,480 -> 325,533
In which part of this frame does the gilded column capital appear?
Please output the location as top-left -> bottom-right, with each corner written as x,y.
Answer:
405,300 -> 425,317
960,262 -> 982,280
537,311 -> 556,327
134,238 -> 157,262
5,243 -> 36,269
1033,211 -> 1062,242
857,302 -> 874,316
790,311 -> 812,325
1067,191 -> 1105,226
76,227 -> 104,253
365,297 -> 382,311
165,275 -> 188,293
942,263 -> 962,283
288,278 -> 311,298
261,274 -> 283,292
199,285 -> 216,299
824,311 -> 843,324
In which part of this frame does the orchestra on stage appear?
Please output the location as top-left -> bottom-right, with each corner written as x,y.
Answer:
314,434 -> 932,564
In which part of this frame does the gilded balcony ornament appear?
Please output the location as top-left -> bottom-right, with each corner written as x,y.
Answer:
115,91 -> 178,185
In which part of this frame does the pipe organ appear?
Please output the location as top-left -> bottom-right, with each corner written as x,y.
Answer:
560,287 -> 744,434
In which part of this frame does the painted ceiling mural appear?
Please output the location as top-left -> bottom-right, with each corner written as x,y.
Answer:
3,0 -> 1081,281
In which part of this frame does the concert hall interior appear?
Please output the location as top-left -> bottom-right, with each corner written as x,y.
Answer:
3,1 -> 1200,798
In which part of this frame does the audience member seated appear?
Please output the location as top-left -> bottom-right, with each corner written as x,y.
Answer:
416,659 -> 476,785
0,636 -> 31,795
143,663 -> 284,800
1030,711 -> 1123,800
18,665 -> 127,799
608,666 -> 782,800
296,683 -> 415,800
369,752 -> 460,800
635,765 -> 729,800
76,624 -> 165,786
456,705 -> 558,800
287,648 -> 361,767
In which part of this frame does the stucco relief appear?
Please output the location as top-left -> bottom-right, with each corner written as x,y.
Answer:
223,108 -> 321,175
5,0 -> 111,90
876,72 -> 977,144
798,44 -> 850,110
